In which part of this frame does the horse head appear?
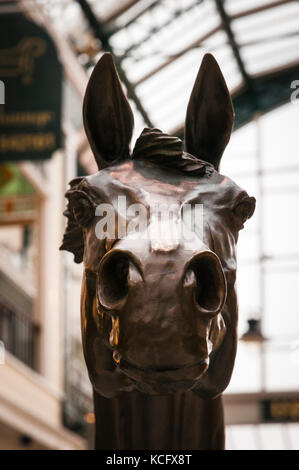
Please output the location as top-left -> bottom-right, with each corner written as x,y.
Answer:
61,53 -> 255,399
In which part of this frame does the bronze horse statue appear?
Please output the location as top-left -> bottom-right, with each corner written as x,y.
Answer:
60,53 -> 255,450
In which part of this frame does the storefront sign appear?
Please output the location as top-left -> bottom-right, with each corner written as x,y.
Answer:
262,398 -> 299,422
0,13 -> 62,161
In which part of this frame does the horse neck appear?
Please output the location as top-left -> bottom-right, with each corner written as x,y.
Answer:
93,389 -> 224,450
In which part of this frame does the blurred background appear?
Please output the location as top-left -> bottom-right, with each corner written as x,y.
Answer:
0,0 -> 299,450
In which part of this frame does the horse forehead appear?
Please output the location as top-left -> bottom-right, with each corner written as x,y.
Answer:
93,161 -> 210,204
111,162 -> 199,195
86,160 -> 237,208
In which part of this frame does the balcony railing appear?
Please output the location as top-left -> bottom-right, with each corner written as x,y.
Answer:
0,295 -> 39,370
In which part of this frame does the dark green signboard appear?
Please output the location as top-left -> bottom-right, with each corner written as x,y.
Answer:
0,13 -> 62,161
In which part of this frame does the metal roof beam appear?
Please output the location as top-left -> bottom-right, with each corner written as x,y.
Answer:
76,0 -> 154,127
103,0 -> 142,24
133,0 -> 294,87
133,25 -> 221,87
107,0 -> 160,36
118,0 -> 201,60
214,0 -> 251,86
230,0 -> 295,21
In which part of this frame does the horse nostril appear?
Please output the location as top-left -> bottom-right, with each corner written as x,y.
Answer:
183,251 -> 227,314
97,250 -> 142,310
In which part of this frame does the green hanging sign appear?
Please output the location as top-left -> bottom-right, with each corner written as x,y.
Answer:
0,12 -> 62,161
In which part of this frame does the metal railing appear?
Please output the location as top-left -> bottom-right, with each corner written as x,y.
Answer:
0,295 -> 39,370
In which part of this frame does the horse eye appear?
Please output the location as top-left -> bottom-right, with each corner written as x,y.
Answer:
72,197 -> 94,227
232,196 -> 256,229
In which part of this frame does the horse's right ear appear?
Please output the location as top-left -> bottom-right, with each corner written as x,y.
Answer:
83,53 -> 134,170
184,53 -> 234,171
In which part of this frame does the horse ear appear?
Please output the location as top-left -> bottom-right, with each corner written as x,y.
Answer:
184,53 -> 234,171
83,53 -> 134,170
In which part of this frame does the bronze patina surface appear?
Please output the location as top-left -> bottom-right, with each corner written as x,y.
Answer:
60,53 -> 255,450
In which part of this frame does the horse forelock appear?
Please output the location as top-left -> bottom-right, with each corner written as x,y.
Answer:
132,127 -> 215,177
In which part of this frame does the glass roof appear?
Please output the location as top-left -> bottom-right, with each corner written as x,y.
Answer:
27,0 -> 299,137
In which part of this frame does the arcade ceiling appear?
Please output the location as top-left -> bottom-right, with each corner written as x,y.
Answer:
32,0 -> 299,134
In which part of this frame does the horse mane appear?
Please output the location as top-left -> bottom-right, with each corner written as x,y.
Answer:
60,128 -> 214,263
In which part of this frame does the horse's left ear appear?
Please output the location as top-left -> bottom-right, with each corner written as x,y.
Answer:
83,53 -> 134,170
185,53 -> 234,171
